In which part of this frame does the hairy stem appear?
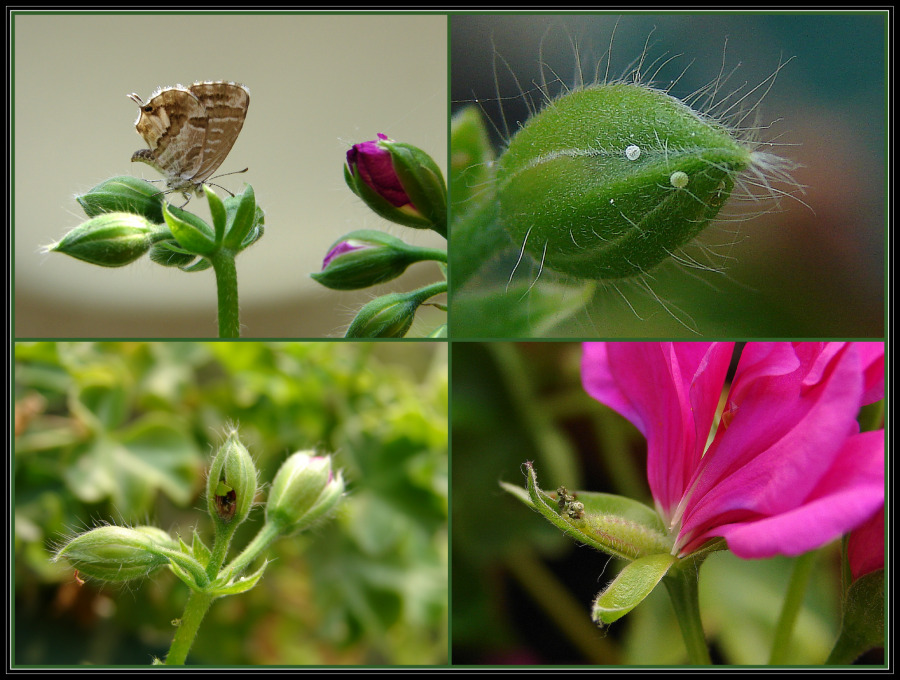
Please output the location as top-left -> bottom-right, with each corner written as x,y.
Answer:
663,565 -> 712,665
165,590 -> 215,665
211,250 -> 240,338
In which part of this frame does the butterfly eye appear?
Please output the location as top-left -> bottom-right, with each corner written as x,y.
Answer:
143,105 -> 153,113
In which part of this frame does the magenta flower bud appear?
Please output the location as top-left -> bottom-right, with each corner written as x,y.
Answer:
347,134 -> 415,210
311,229 -> 446,291
345,134 -> 447,235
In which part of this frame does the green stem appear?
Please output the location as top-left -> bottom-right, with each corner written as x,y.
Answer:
411,280 -> 448,304
206,521 -> 239,580
663,565 -> 712,665
221,521 -> 284,583
769,551 -> 817,664
165,590 -> 215,665
211,250 -> 240,338
413,247 -> 448,263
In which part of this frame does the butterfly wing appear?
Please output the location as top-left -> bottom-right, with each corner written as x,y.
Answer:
187,82 -> 250,184
131,86 -> 207,190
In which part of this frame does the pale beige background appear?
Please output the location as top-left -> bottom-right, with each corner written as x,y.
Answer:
14,13 -> 447,338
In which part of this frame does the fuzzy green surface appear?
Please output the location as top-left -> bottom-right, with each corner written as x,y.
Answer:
497,83 -> 753,280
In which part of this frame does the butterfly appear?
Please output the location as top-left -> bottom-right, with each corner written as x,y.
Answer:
127,81 -> 249,201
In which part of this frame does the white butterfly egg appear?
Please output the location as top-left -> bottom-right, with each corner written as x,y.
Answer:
669,171 -> 689,189
625,144 -> 641,161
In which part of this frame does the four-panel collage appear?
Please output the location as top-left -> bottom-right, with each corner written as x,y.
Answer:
12,11 -> 886,669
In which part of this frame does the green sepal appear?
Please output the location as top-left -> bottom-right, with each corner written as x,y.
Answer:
149,239 -> 199,268
503,462 -> 671,560
180,258 -> 213,273
191,529 -> 212,569
168,556 -> 204,592
205,185 -> 227,246
592,553 -> 677,625
427,324 -> 448,338
163,203 -> 216,257
450,106 -> 495,211
383,140 -> 448,236
207,560 -> 268,597
223,185 -> 258,251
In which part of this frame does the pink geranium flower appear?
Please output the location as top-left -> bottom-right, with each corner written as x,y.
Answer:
582,342 -> 884,560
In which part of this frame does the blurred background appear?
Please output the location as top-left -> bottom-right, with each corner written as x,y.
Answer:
14,14 -> 447,338
14,341 -> 448,665
451,13 -> 885,337
451,342 -> 881,665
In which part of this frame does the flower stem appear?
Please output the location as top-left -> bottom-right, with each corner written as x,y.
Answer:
221,521 -> 284,582
165,590 -> 215,665
663,564 -> 712,665
769,550 -> 817,664
206,521 -> 238,580
211,250 -> 240,338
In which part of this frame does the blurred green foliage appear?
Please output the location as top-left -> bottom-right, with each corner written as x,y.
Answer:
14,341 -> 448,665
452,342 -> 853,665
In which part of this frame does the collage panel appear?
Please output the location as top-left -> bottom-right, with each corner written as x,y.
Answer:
13,341 -> 448,665
15,13 -> 447,339
451,341 -> 885,665
449,14 -> 884,339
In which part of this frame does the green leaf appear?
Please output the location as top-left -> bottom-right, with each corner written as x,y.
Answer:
592,553 -> 676,625
451,281 -> 593,338
828,569 -> 885,663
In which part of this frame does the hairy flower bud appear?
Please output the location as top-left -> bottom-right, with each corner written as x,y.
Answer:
76,175 -> 166,224
265,452 -> 344,533
48,213 -> 164,267
344,282 -> 445,338
312,229 -> 443,291
207,433 -> 258,526
53,525 -> 175,582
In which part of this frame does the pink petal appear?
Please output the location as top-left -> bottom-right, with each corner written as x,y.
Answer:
711,430 -> 884,558
582,342 -> 733,519
677,343 -> 873,556
854,341 -> 885,405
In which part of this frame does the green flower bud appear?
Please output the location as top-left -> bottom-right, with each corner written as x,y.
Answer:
53,525 -> 174,582
497,82 -> 758,280
312,229 -> 443,291
345,281 -> 446,338
48,212 -> 164,267
265,452 -> 344,533
76,175 -> 166,224
207,433 -> 258,526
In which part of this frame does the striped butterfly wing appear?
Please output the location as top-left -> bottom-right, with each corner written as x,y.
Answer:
187,82 -> 250,186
